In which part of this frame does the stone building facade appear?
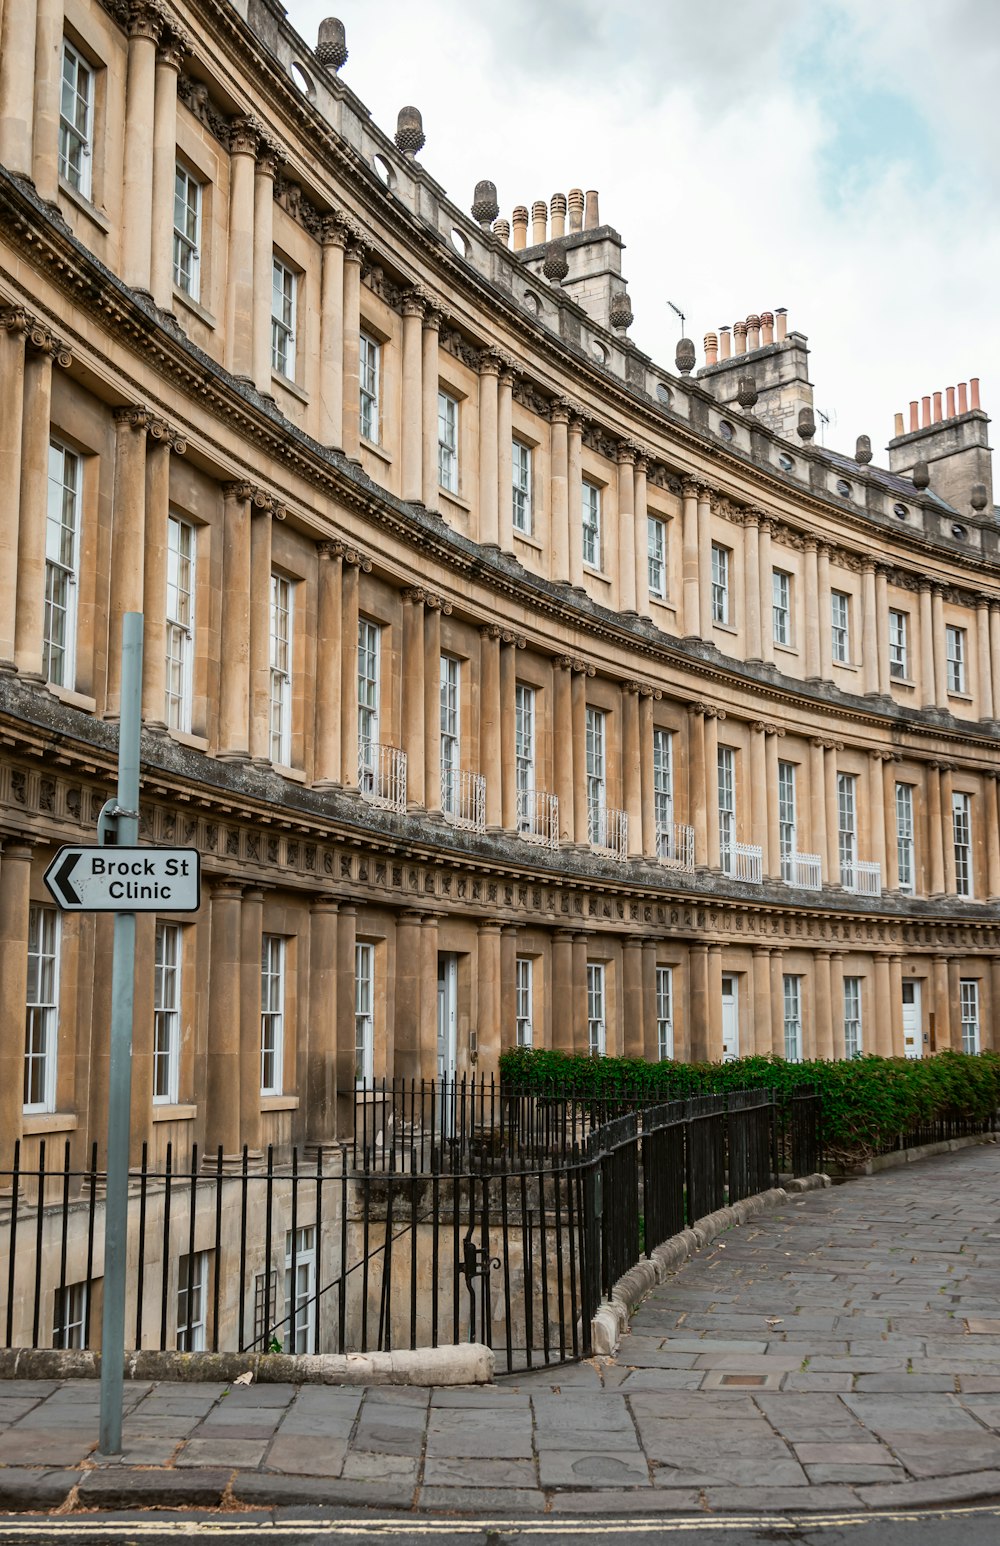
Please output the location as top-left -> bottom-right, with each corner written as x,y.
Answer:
1,0 -> 999,1178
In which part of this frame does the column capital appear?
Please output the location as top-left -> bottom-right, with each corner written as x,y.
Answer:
126,1 -> 166,42
209,878 -> 244,900
803,535 -> 819,552
309,894 -> 340,914
24,321 -> 72,367
228,114 -> 262,157
400,286 -> 428,319
752,720 -> 784,736
476,918 -> 503,935
319,213 -> 349,249
622,679 -> 641,695
422,302 -> 444,333
0,304 -> 32,337
156,25 -> 191,70
616,440 -> 638,466
317,539 -> 344,561
500,629 -> 526,648
424,593 -> 453,614
148,418 -> 187,455
401,585 -> 427,604
548,399 -> 571,427
222,479 -> 254,502
0,840 -> 37,860
333,539 -> 372,571
479,622 -> 502,640
256,133 -> 283,178
113,404 -> 156,433
687,700 -> 707,718
558,655 -> 594,675
476,349 -> 503,378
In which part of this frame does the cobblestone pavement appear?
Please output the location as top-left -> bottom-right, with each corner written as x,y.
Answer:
1,1143 -> 1000,1519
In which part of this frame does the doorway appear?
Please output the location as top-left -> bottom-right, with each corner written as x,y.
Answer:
437,954 -> 458,1084
721,974 -> 739,1062
902,980 -> 922,1059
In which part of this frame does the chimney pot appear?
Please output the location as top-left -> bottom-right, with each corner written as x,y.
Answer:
530,199 -> 547,245
550,191 -> 567,239
584,189 -> 599,229
775,308 -> 788,341
512,204 -> 528,251
760,310 -> 774,345
909,400 -> 919,432
719,326 -> 732,361
971,377 -> 981,409
746,313 -> 761,350
704,331 -> 719,367
567,188 -> 584,232
958,382 -> 969,414
921,395 -> 931,429
946,385 -> 956,419
494,217 -> 510,248
894,412 -> 904,437
933,390 -> 943,423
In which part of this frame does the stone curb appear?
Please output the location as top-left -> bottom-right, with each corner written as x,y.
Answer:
0,1342 -> 495,1387
591,1174 -> 830,1356
836,1131 -> 997,1177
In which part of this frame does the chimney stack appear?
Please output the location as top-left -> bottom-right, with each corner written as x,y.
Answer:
512,205 -> 528,251
584,189 -> 599,229
531,199 -> 547,246
889,376 -> 993,516
550,192 -> 567,239
568,188 -> 584,232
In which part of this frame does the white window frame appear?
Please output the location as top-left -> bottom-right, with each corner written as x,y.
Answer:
52,1282 -> 87,1350
515,957 -> 533,1047
946,625 -> 966,694
960,979 -> 981,1054
837,772 -> 857,888
440,654 -> 460,814
582,480 -> 601,569
653,727 -> 673,835
717,744 -> 735,874
895,782 -> 915,894
153,922 -> 181,1105
172,162 -> 202,300
889,609 -> 908,680
177,1251 -> 208,1352
772,569 -> 791,646
44,441 -> 82,690
585,706 -> 606,826
783,974 -> 802,1062
711,543 -> 730,625
269,574 -> 293,766
260,934 -> 285,1096
165,515 -> 195,733
647,516 -> 666,599
59,40 -> 94,198
355,941 -> 374,1084
778,760 -> 797,881
270,257 -> 297,377
24,906 -> 60,1115
656,965 -> 674,1061
512,440 -> 532,534
284,1226 -> 316,1355
952,791 -> 973,897
515,683 -> 535,802
437,391 -> 459,493
587,962 -> 606,1057
359,332 -> 380,443
843,976 -> 863,1059
357,618 -> 381,787
831,590 -> 850,665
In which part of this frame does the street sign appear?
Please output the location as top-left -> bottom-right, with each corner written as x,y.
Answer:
43,845 -> 201,913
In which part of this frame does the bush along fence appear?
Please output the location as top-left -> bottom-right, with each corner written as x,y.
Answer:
0,1080 -> 821,1374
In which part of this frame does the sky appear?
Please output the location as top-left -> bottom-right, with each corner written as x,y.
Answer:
285,0 -> 999,459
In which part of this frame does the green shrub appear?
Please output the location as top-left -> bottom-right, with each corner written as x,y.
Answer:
498,1047 -> 1000,1165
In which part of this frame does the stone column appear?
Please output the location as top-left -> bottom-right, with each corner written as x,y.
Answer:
633,455 -> 650,618
861,561 -> 878,695
313,542 -> 343,785
239,887 -> 264,1151
704,710 -> 720,870
940,765 -> 956,894
689,944 -> 709,1061
919,581 -> 936,708
990,603 -> 1000,720
758,520 -> 775,665
206,882 -> 243,1156
810,738 -> 827,882
990,957 -> 1000,1053
931,585 -> 947,708
252,139 -> 279,391
926,762 -> 945,896
751,946 -> 770,1058
681,481 -> 699,636
824,745 -> 840,884
150,33 -> 187,309
744,514 -> 762,660
552,931 -> 574,1052
497,365 -> 516,554
0,310 -> 27,670
477,352 -> 500,546
400,291 -> 424,502
707,944 -> 723,1062
225,117 -> 258,379
479,626 -> 502,828
638,689 -> 655,858
622,682 -> 642,857
550,405 -> 568,584
0,843 -> 33,1150
889,956 -> 904,1057
218,483 -> 252,760
500,925 -> 519,1051
875,565 -> 890,694
874,954 -> 893,1056
803,539 -> 820,678
339,555 -> 360,788
140,431 -> 176,730
121,3 -> 163,291
249,507 -> 273,764
420,915 -> 440,1080
568,413 -> 584,589
769,949 -> 785,1057
31,0 -> 64,204
616,444 -> 637,613
341,236 -> 364,461
882,757 -> 900,892
814,951 -> 833,1060
14,335 -> 65,680
423,600 -> 442,814
318,220 -> 346,449
105,407 -> 149,712
0,0 -> 37,177
697,486 -> 713,639
818,545 -> 833,680
932,956 -> 951,1051
750,722 -> 767,863
638,938 -> 657,1061
571,665 -> 589,846
572,934 -> 593,1053
401,589 -> 425,809
623,938 -> 644,1059
476,922 -> 502,1075
307,898 -> 339,1143
868,752 -> 887,882
421,307 -> 441,512
500,638 -> 517,830
687,705 -> 707,865
986,774 -> 1000,900
765,728 -> 781,880
977,599 -> 993,721
334,905 -> 357,1133
554,659 -> 574,844
829,953 -> 845,1059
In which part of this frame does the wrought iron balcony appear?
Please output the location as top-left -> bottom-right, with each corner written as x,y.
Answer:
721,841 -> 763,884
656,820 -> 695,871
782,851 -> 823,890
842,858 -> 882,897
516,788 -> 559,850
441,767 -> 486,833
588,803 -> 628,862
358,742 -> 407,814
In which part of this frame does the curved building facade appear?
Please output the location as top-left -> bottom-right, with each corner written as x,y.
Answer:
0,0 -> 998,1168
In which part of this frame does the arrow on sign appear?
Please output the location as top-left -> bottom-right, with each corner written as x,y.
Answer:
48,849 -> 82,907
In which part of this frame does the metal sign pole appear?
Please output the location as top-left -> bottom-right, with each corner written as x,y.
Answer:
98,612 -> 143,1455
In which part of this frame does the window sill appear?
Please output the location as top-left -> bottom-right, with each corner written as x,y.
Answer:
361,436 -> 392,466
22,1112 -> 79,1133
513,529 -> 543,552
271,371 -> 309,405
167,729 -> 210,752
152,1103 -> 197,1123
649,593 -> 676,612
713,621 -> 738,636
774,642 -> 799,659
273,762 -> 307,784
832,659 -> 858,673
583,564 -> 610,583
948,691 -> 974,704
58,178 -> 109,233
889,675 -> 915,690
439,487 -> 470,513
47,683 -> 97,712
173,286 -> 216,330
260,1095 -> 300,1112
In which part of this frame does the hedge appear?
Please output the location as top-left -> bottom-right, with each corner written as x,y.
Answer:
498,1047 -> 1000,1165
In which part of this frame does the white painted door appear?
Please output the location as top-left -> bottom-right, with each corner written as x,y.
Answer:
721,975 -> 739,1062
902,980 -> 922,1059
437,955 -> 457,1083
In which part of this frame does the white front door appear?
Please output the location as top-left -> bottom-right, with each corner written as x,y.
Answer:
721,975 -> 739,1061
902,980 -> 922,1059
437,955 -> 457,1083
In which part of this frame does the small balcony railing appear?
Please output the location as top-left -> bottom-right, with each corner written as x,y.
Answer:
358,741 -> 407,815
656,821 -> 695,871
442,767 -> 486,834
588,804 -> 628,862
721,841 -> 763,884
782,851 -> 823,890
516,788 -> 559,850
843,859 -> 882,897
